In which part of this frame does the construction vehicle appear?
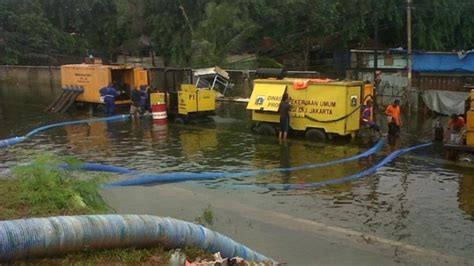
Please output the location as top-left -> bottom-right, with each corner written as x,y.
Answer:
444,89 -> 474,163
247,69 -> 374,142
149,68 -> 217,123
48,61 -> 149,113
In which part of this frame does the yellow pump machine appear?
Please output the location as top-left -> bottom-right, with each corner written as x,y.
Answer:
444,89 -> 474,163
47,62 -> 149,113
150,68 -> 216,123
467,89 -> 474,146
247,69 -> 373,141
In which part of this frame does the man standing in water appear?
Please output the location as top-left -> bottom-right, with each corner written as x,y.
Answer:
447,113 -> 465,144
385,99 -> 402,136
361,99 -> 381,137
101,83 -> 119,116
130,86 -> 141,119
279,93 -> 290,141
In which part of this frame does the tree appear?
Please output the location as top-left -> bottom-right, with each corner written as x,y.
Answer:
189,1 -> 258,67
0,0 -> 83,65
2,0 -> 474,67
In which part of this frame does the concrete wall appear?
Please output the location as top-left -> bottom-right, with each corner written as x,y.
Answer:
0,66 -> 63,102
0,65 -> 61,85
0,65 -> 318,102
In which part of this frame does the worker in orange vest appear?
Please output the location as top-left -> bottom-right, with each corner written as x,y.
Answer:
446,113 -> 465,144
385,99 -> 402,136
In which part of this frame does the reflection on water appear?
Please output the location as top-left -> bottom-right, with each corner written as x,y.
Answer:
1,83 -> 474,259
459,172 -> 474,220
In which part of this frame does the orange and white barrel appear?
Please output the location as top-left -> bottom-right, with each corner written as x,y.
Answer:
152,102 -> 167,124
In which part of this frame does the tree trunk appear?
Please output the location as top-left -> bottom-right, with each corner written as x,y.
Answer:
303,37 -> 310,71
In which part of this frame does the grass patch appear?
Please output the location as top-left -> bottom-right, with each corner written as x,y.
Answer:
195,205 -> 215,227
10,247 -> 172,265
8,153 -> 110,218
0,153 -> 212,264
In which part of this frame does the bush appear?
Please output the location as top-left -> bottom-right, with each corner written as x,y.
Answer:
12,153 -> 111,216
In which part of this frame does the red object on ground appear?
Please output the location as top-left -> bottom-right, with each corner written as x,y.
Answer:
152,103 -> 167,124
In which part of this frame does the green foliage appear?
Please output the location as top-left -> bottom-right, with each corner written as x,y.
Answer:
17,246 -> 170,264
12,153 -> 110,216
190,1 -> 259,67
194,205 -> 215,227
0,0 -> 86,65
182,246 -> 213,262
2,0 -> 474,67
16,246 -> 212,264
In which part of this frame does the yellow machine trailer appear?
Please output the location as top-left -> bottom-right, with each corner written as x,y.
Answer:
444,89 -> 474,163
47,63 -> 149,113
247,77 -> 374,141
149,68 -> 216,123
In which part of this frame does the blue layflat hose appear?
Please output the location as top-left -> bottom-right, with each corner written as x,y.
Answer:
0,214 -> 275,263
61,139 -> 385,187
245,141 -> 433,190
0,115 -> 130,148
69,140 -> 431,190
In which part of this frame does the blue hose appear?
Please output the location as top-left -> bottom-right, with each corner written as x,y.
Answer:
244,141 -> 433,190
0,115 -> 130,148
0,214 -> 275,263
64,139 -> 384,187
67,140 -> 431,190
0,137 -> 27,148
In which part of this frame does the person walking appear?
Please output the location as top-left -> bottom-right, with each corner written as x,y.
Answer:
385,99 -> 402,136
278,93 -> 290,141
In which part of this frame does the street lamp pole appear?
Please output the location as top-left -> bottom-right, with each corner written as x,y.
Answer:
407,0 -> 413,113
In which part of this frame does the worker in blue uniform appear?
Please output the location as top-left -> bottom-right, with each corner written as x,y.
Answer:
360,100 -> 381,137
100,83 -> 119,116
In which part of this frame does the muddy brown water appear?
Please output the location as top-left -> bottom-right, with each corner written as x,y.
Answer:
1,83 -> 473,264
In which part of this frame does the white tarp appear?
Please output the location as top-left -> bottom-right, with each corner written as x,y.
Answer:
422,90 -> 470,115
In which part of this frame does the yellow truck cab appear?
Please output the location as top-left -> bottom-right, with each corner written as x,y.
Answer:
247,72 -> 373,141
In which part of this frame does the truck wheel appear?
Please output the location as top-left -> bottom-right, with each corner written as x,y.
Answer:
257,123 -> 276,136
306,128 -> 327,142
250,123 -> 259,133
457,153 -> 474,164
174,117 -> 186,124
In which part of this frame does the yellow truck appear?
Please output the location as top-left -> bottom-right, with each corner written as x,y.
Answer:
247,77 -> 374,141
47,63 -> 149,113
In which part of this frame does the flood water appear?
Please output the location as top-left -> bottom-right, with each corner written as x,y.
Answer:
1,83 -> 474,264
